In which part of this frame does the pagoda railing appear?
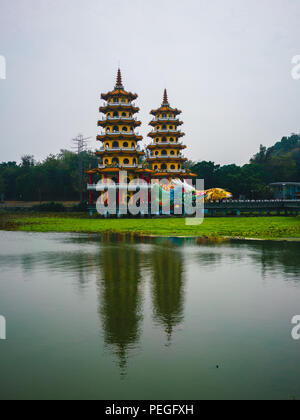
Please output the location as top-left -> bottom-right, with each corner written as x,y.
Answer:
148,155 -> 183,159
152,117 -> 178,121
97,163 -> 140,169
152,129 -> 181,133
150,141 -> 184,145
120,164 -> 138,168
99,146 -> 141,152
105,102 -> 136,107
152,168 -> 186,173
100,131 -> 139,136
101,116 -> 137,121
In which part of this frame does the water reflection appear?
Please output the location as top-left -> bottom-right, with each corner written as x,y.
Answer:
150,246 -> 185,343
97,239 -> 143,374
1,232 -> 300,377
245,241 -> 300,281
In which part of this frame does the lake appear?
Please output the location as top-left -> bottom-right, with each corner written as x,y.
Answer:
0,231 -> 300,400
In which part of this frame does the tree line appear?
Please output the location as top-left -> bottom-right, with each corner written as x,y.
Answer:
189,134 -> 300,199
0,150 -> 98,202
0,134 -> 299,202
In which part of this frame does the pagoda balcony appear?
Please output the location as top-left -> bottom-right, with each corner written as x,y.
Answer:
147,141 -> 185,147
101,116 -> 137,121
148,130 -> 184,138
153,168 -> 187,173
105,102 -> 136,107
97,163 -> 142,170
148,155 -> 184,159
152,117 -> 178,121
98,146 -> 141,152
120,164 -> 138,168
151,129 -> 181,133
100,131 -> 139,136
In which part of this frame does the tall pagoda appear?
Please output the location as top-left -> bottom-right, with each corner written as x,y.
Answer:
146,90 -> 195,179
87,69 -> 152,207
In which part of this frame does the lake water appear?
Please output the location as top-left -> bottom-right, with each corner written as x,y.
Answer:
0,231 -> 300,400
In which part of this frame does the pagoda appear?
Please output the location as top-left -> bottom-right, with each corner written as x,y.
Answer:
87,69 -> 152,208
146,90 -> 196,179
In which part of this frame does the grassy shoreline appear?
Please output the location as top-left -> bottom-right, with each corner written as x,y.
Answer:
0,212 -> 299,240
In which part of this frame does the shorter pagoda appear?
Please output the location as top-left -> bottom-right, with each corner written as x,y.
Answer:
146,90 -> 196,180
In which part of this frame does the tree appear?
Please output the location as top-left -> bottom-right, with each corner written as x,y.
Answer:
251,144 -> 267,164
21,155 -> 35,168
267,156 -> 297,181
0,176 -> 5,201
190,161 -> 220,189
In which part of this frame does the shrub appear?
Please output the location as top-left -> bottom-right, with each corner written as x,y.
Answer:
32,202 -> 66,212
71,202 -> 88,212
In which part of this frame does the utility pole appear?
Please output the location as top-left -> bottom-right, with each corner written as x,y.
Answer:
72,134 -> 92,202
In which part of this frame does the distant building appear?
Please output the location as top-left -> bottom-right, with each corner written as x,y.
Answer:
269,182 -> 300,199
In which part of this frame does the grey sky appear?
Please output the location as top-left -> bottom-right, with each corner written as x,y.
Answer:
0,0 -> 299,165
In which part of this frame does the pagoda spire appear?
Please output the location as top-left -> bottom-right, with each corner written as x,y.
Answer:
115,68 -> 124,89
162,88 -> 169,105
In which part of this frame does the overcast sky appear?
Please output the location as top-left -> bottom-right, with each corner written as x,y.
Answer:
0,0 -> 300,165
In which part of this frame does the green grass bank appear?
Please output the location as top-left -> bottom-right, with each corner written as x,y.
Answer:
0,212 -> 299,240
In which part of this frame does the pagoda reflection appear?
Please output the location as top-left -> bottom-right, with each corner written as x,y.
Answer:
150,244 -> 185,344
96,234 -> 143,373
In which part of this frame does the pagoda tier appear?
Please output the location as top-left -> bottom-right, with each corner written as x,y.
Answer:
147,143 -> 186,150
149,117 -> 183,127
147,130 -> 185,139
96,148 -> 144,157
146,89 -> 196,178
98,117 -> 141,128
97,133 -> 143,142
99,104 -> 140,114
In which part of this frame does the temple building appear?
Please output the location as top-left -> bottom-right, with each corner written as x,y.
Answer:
87,70 -> 196,212
87,69 -> 152,206
146,90 -> 196,180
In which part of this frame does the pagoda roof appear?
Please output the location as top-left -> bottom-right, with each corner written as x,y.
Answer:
101,89 -> 138,101
98,119 -> 141,128
149,119 -> 183,127
150,106 -> 182,116
99,104 -> 140,114
147,157 -> 188,162
101,69 -> 138,100
86,167 -> 154,175
147,143 -> 186,149
95,149 -> 144,156
148,130 -> 185,138
150,89 -> 182,115
97,134 -> 143,142
152,171 -> 197,178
